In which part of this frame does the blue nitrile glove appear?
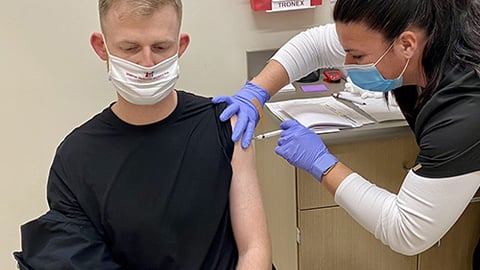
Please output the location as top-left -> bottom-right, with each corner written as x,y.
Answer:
212,81 -> 270,148
275,120 -> 338,181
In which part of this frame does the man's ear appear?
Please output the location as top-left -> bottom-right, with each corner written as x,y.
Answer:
397,30 -> 417,59
90,32 -> 108,61
178,33 -> 190,58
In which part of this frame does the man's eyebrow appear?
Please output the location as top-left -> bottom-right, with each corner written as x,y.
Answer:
118,40 -> 173,45
151,40 -> 173,45
117,40 -> 138,46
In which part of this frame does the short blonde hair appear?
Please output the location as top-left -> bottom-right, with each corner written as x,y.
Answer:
98,0 -> 182,30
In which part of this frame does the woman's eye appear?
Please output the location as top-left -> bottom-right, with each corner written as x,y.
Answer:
352,55 -> 363,60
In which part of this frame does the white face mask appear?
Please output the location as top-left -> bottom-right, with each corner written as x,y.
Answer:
106,48 -> 180,105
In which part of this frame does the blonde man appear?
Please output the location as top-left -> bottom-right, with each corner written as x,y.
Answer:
14,1 -> 272,269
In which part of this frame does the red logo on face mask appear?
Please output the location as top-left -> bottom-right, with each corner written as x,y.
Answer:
145,71 -> 154,78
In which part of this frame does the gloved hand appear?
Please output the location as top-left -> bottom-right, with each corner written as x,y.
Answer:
212,81 -> 270,148
275,120 -> 338,181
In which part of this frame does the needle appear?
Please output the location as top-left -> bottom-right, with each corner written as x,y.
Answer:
254,130 -> 282,140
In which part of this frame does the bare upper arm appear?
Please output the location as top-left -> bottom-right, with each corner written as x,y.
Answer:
228,116 -> 270,256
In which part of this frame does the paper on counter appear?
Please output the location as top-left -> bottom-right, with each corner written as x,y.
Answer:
265,100 -> 340,134
265,96 -> 374,134
339,91 -> 405,122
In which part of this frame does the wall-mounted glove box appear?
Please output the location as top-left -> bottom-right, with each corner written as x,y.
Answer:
250,0 -> 322,12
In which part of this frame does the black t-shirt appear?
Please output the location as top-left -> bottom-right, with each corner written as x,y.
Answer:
16,91 -> 238,269
396,65 -> 480,178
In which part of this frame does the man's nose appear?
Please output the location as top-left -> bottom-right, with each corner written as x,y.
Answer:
138,49 -> 156,67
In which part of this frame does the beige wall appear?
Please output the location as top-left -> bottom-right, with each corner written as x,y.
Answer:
0,1 -> 333,268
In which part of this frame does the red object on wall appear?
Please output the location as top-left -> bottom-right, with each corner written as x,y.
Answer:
250,0 -> 322,11
250,0 -> 272,11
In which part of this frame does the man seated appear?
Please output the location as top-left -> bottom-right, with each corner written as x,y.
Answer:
13,0 -> 272,269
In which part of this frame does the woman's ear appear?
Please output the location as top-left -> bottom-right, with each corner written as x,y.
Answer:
90,32 -> 108,61
178,33 -> 190,58
397,30 -> 418,59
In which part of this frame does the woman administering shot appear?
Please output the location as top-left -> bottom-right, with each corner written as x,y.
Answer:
213,0 -> 480,264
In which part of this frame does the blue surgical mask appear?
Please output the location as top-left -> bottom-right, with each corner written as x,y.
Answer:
343,42 -> 410,92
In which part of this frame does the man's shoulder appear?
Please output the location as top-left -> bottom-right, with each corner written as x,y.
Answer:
56,108 -> 111,154
177,90 -> 228,116
177,90 -> 210,102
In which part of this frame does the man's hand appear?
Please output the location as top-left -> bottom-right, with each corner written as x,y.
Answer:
212,82 -> 270,148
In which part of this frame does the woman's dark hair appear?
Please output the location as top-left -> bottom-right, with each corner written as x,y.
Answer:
333,0 -> 480,110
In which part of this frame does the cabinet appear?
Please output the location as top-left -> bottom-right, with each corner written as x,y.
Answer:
297,136 -> 418,270
254,88 -> 480,270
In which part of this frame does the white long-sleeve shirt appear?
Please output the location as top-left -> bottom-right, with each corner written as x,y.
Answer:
336,171 -> 480,255
271,23 -> 345,82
